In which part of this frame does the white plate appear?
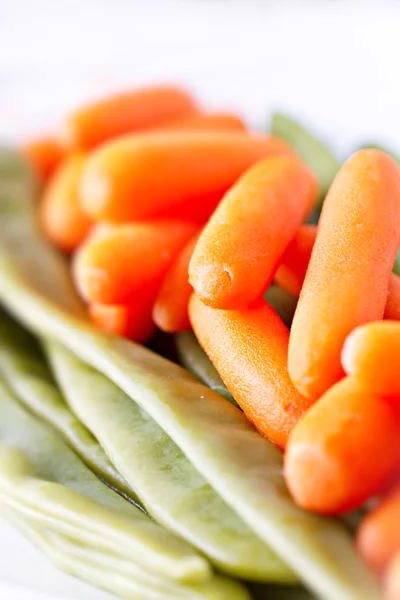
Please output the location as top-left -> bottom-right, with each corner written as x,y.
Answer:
1,1 -> 400,598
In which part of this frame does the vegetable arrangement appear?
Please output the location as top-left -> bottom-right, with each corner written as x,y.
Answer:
0,82 -> 399,599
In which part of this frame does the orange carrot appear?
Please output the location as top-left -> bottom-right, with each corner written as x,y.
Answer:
89,298 -> 155,343
73,220 -> 197,304
189,155 -> 318,309
357,485 -> 400,576
153,230 -> 202,333
385,553 -> 400,600
40,153 -> 92,252
162,192 -> 223,224
188,294 -> 313,449
342,321 -> 400,397
284,377 -> 400,514
63,85 -> 197,150
80,131 -> 294,222
288,150 -> 400,400
385,274 -> 400,320
21,136 -> 66,182
159,112 -> 246,132
274,224 -> 317,296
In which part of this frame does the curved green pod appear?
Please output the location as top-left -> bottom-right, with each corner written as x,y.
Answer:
0,310 -> 135,502
46,340 -> 293,582
3,510 -> 249,600
0,149 -> 380,599
175,331 -> 237,406
271,113 -> 340,204
0,377 -> 210,584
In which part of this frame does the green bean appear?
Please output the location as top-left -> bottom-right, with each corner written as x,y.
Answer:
271,113 -> 340,204
4,510 -> 249,600
0,149 -> 380,599
264,285 -> 298,328
175,331 -> 237,406
45,339 -> 292,582
0,310 -> 136,502
0,377 -> 211,585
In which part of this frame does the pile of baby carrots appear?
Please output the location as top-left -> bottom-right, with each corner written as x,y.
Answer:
24,83 -> 400,599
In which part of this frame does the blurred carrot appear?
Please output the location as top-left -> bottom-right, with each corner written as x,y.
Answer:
63,85 -> 197,150
159,112 -> 246,132
73,220 -> 197,304
385,274 -> 400,319
284,377 -> 400,514
89,297 -> 155,343
189,155 -> 318,309
357,485 -> 400,576
188,294 -> 312,449
80,131 -> 294,222
21,136 -> 66,182
153,230 -> 202,333
342,321 -> 400,397
162,192 -> 223,224
40,153 -> 92,252
274,224 -> 317,296
385,553 -> 400,600
288,150 -> 400,400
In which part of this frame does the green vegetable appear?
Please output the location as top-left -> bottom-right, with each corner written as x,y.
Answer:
250,583 -> 315,600
271,113 -> 340,203
264,285 -> 298,328
0,310 -> 136,502
0,148 -> 380,599
175,331 -> 237,406
45,339 -> 291,582
0,377 -> 211,585
4,511 -> 248,600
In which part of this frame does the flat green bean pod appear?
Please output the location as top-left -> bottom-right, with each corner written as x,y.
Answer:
0,310 -> 135,502
0,377 -> 210,584
3,509 -> 248,600
271,113 -> 340,203
46,340 -> 293,582
175,331 -> 237,406
0,149 -> 380,599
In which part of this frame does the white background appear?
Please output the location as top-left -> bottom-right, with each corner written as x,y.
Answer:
1,1 -> 400,598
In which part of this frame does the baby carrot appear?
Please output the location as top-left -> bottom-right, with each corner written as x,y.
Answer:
189,155 -> 318,309
385,274 -> 400,320
40,153 -> 92,252
356,485 -> 400,576
159,112 -> 246,132
80,131 -> 294,222
73,220 -> 197,305
63,85 -> 197,150
21,136 -> 65,182
274,224 -> 317,297
162,192 -> 223,224
342,321 -> 400,397
284,377 -> 400,514
153,230 -> 202,333
385,553 -> 400,600
89,291 -> 156,344
288,149 -> 400,400
188,294 -> 313,449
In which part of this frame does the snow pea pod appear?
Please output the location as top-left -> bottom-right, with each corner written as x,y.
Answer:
0,149 -> 380,599
3,510 -> 248,600
46,340 -> 293,582
270,113 -> 340,204
0,377 -> 210,584
0,310 -> 135,502
175,331 -> 237,406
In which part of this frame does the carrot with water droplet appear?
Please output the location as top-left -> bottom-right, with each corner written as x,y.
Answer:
73,220 -> 197,305
289,150 -> 400,400
80,131 -> 294,222
189,155 -> 318,309
40,153 -> 92,252
357,485 -> 400,577
189,294 -> 312,449
284,377 -> 400,514
153,230 -> 202,333
63,85 -> 197,150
